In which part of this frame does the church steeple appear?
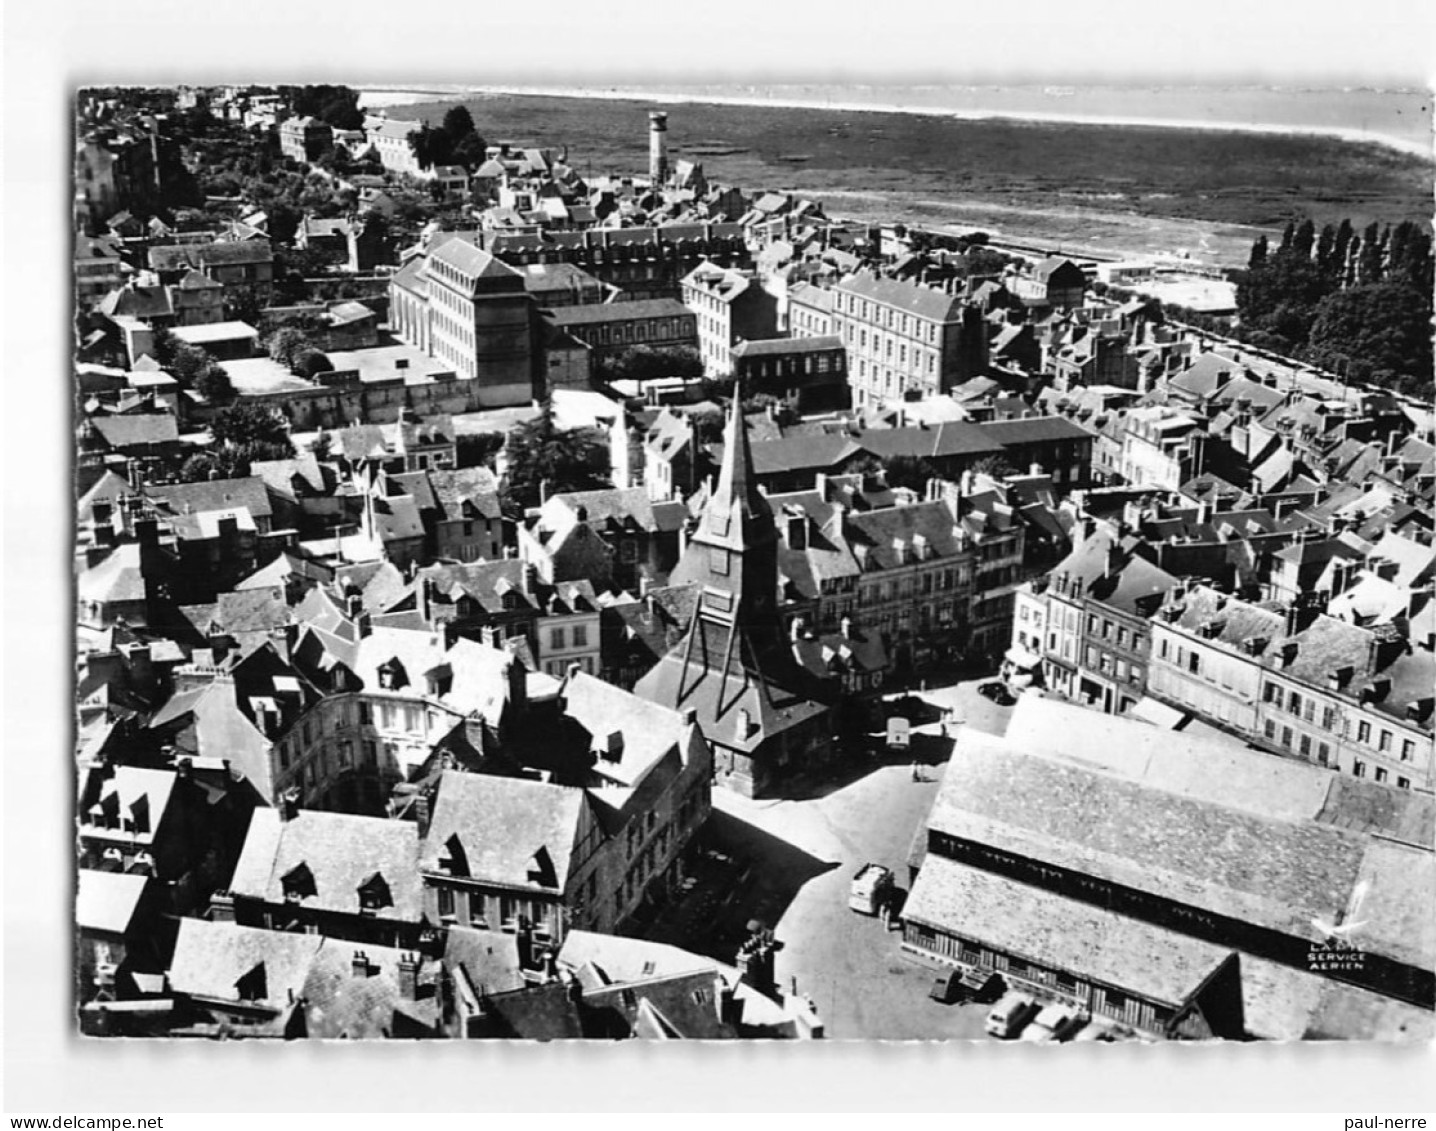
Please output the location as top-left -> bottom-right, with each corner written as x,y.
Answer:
701,391 -> 772,553
667,393 -> 786,704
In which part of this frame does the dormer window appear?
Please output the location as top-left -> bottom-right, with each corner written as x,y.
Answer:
281,862 -> 316,903
440,833 -> 469,878
235,962 -> 268,1003
527,846 -> 557,888
357,872 -> 392,913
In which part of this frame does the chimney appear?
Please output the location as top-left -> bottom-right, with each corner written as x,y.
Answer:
278,788 -> 300,822
735,708 -> 752,742
356,611 -> 372,638
397,952 -> 420,1000
840,615 -> 853,639
1104,542 -> 1122,581
209,890 -> 236,922
716,975 -> 744,1029
351,950 -> 371,979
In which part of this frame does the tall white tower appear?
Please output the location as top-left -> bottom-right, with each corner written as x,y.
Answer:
648,111 -> 668,186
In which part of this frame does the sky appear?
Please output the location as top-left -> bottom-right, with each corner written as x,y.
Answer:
4,0 -> 1436,1116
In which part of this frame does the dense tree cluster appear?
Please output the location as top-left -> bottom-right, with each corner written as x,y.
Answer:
178,403 -> 294,481
148,327 -> 235,404
1236,219 -> 1433,395
595,345 -> 705,386
412,105 -> 488,171
276,85 -> 365,131
501,398 -> 611,509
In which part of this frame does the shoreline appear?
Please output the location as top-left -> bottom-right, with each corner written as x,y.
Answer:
356,84 -> 1435,162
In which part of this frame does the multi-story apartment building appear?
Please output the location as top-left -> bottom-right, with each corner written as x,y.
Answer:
1017,523 -> 1180,714
479,223 -> 751,302
1118,406 -> 1209,491
419,671 -> 712,944
680,261 -> 781,377
363,116 -> 428,178
786,281 -> 835,338
769,484 -> 977,676
1147,585 -> 1434,792
830,272 -> 988,406
388,234 -> 540,407
279,116 -> 333,164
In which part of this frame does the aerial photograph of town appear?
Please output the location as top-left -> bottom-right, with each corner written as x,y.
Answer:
10,0 -> 1431,1114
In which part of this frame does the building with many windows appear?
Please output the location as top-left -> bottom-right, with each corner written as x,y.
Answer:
1147,584 -> 1434,792
680,261 -> 781,376
388,234 -> 540,407
830,272 -> 988,405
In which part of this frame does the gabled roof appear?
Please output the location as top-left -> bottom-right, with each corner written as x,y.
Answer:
145,477 -> 272,522
420,770 -> 589,891
229,807 -> 424,922
88,412 -> 179,449
76,869 -> 152,935
560,671 -> 693,789
836,272 -> 965,323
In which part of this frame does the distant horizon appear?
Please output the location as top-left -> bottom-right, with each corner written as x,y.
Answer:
351,81 -> 1434,159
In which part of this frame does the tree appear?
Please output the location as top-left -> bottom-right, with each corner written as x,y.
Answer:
267,326 -> 312,371
501,399 -> 611,508
1307,282 -> 1433,396
209,402 -> 290,449
970,454 -> 1021,481
1247,235 -> 1268,269
293,349 -> 334,379
597,345 -> 705,385
442,105 -> 476,140
194,364 -> 236,405
456,432 -> 505,469
877,454 -> 940,493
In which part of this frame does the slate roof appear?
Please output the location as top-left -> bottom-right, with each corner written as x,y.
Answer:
420,770 -> 588,891
427,237 -> 522,283
76,869 -> 151,935
545,298 -> 692,326
98,284 -> 173,320
905,853 -> 1233,1009
731,335 -> 843,358
934,717 -> 1434,971
548,486 -> 686,533
168,918 -> 323,1007
229,808 -> 424,922
836,272 -> 964,323
77,543 -> 147,605
424,468 -> 503,522
857,422 -> 1005,462
560,671 -> 692,789
976,416 -> 1094,447
88,413 -> 179,449
145,477 -> 272,522
215,586 -> 292,635
300,938 -> 442,1038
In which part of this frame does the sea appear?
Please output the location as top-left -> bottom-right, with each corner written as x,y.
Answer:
356,82 -> 1434,159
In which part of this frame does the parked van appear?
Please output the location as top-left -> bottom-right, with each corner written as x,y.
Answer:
985,993 -> 1040,1039
848,864 -> 895,915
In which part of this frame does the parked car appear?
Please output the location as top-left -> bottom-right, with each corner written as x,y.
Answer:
1020,1003 -> 1083,1042
985,992 -> 1040,1039
930,966 -> 1003,1006
978,681 -> 1017,706
1073,1021 -> 1118,1042
848,863 -> 895,915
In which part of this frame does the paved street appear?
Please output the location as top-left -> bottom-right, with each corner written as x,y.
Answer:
708,677 -> 1018,1039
